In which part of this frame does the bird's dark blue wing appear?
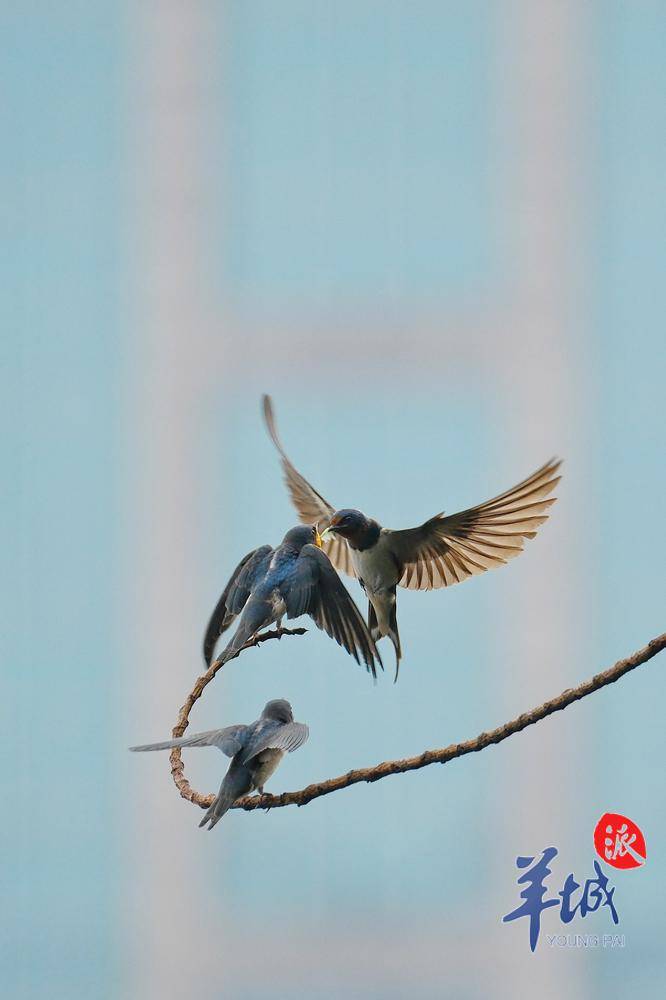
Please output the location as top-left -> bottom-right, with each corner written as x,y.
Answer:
226,546 -> 273,612
203,545 -> 273,665
285,544 -> 382,677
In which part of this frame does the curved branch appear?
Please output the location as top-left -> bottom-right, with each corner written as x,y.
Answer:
169,626 -> 307,803
236,631 -> 664,811
172,631 -> 665,813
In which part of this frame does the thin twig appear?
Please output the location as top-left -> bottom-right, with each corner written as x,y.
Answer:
169,626 -> 307,803
172,631 -> 665,813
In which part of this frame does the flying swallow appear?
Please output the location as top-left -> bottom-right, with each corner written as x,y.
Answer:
263,394 -> 561,679
203,524 -> 383,676
130,698 -> 309,830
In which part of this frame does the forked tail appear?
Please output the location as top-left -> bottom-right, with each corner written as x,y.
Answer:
368,598 -> 402,682
199,765 -> 252,831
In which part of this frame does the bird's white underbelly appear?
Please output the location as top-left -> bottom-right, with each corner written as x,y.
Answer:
270,590 -> 287,618
251,749 -> 284,790
351,541 -> 400,594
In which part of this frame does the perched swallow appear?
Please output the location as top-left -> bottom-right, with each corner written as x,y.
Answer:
130,698 -> 308,830
203,524 -> 383,676
263,394 -> 561,679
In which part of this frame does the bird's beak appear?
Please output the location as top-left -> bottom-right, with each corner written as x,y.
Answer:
319,525 -> 335,542
314,526 -> 323,548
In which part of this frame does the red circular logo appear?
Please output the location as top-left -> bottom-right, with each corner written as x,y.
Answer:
594,813 -> 646,870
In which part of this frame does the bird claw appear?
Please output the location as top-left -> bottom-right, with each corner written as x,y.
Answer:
252,791 -> 271,812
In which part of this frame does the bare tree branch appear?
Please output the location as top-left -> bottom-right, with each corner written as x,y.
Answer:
171,631 -> 665,813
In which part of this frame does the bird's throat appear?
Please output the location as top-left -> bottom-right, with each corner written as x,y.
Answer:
348,520 -> 381,551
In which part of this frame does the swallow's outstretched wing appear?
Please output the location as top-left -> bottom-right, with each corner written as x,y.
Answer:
203,544 -> 273,665
386,459 -> 561,591
285,544 -> 382,676
242,721 -> 310,764
262,394 -> 356,579
129,724 -> 249,757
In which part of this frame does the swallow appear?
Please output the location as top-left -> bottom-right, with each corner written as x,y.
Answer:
263,394 -> 561,679
130,698 -> 309,829
203,524 -> 383,676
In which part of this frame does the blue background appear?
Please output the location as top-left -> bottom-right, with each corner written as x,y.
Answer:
3,3 -> 665,998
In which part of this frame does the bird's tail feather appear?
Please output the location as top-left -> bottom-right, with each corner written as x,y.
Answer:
368,599 -> 402,683
200,768 -> 252,830
388,601 -> 402,683
367,602 -> 379,641
216,602 -> 274,665
198,789 -> 237,830
218,627 -> 253,666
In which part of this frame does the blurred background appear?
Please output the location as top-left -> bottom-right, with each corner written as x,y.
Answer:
3,2 -> 665,998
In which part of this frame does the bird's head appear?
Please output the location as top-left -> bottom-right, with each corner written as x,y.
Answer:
322,509 -> 371,544
262,699 -> 294,723
281,523 -> 323,551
